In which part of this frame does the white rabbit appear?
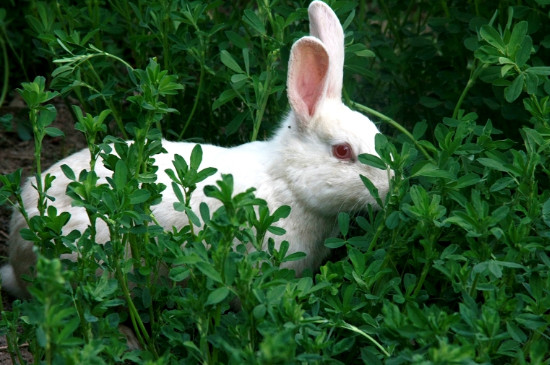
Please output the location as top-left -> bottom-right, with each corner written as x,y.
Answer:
0,0 -> 391,298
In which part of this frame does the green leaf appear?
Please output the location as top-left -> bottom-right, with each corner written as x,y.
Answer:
490,177 -> 515,192
454,173 -> 481,189
360,175 -> 382,207
243,9 -> 265,35
196,167 -> 217,184
332,337 -> 355,356
113,160 -> 128,190
498,57 -> 514,65
230,74 -> 248,84
385,211 -> 400,229
419,96 -> 442,108
444,214 -> 478,235
338,212 -> 350,237
282,251 -> 306,262
490,205 -> 510,224
515,313 -> 546,330
52,65 -> 73,78
38,106 -> 57,128
542,198 -> 550,228
169,266 -> 190,283
500,64 -> 515,77
277,240 -> 289,257
195,262 -> 222,283
172,154 -> 189,175
409,184 -> 428,207
358,153 -> 386,170
529,335 -> 548,363
497,341 -> 520,357
171,183 -> 185,206
199,202 -> 210,224
243,48 -> 250,75
183,341 -> 201,355
412,121 -> 428,139
504,73 -> 524,102
205,287 -> 230,306
515,36 -> 532,67
129,189 -> 151,204
220,50 -> 243,73
57,317 -> 82,344
525,71 -> 538,95
527,66 -> 550,76
479,25 -> 505,52
508,21 -> 528,54
225,111 -> 248,136
189,144 -> 203,172
529,273 -> 543,301
477,157 -> 511,172
325,237 -> 346,249
225,30 -> 248,49
347,236 -> 369,248
60,164 -> 75,180
213,89 -> 237,110
267,226 -> 286,235
270,206 -> 290,222
412,163 -> 454,179
354,49 -> 376,58
253,304 -> 266,319
185,207 -> 201,227
506,322 -> 527,342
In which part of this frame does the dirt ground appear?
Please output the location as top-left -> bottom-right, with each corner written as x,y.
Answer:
0,94 -> 87,364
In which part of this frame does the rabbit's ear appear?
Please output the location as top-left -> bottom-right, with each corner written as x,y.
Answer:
287,36 -> 329,121
308,1 -> 344,99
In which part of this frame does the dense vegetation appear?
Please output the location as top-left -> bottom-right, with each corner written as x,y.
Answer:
1,0 -> 550,363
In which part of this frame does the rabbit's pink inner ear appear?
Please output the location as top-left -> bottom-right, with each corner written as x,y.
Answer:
287,38 -> 329,121
308,1 -> 345,99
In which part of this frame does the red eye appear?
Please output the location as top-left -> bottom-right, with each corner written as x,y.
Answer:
332,143 -> 354,161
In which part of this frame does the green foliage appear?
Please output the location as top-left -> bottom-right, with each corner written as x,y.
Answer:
1,0 -> 550,364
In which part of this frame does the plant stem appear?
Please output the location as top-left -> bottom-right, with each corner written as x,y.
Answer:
54,46 -> 134,138
368,222 -> 385,253
85,60 -> 129,139
30,108 -> 47,216
114,238 -> 158,357
251,66 -> 273,142
352,101 -> 436,163
379,0 -> 402,48
412,259 -> 431,298
452,62 -> 487,119
469,272 -> 480,297
180,65 -> 205,139
440,0 -> 450,17
1,21 -> 30,81
179,13 -> 207,139
0,36 -> 8,108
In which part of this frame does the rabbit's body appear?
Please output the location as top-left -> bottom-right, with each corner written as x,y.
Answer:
1,1 -> 391,298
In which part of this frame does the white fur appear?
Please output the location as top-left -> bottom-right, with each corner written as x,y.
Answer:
1,1 -> 390,297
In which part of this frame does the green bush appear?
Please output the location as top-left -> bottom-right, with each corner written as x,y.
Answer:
1,0 -> 550,363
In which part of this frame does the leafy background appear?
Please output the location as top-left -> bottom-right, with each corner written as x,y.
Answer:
1,0 -> 550,364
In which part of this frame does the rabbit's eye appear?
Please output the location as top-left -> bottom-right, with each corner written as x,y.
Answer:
332,143 -> 354,161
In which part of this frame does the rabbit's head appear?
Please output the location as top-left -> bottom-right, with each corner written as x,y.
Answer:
272,1 -> 390,215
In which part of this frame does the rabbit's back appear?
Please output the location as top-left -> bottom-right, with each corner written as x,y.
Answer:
11,139 -> 275,242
